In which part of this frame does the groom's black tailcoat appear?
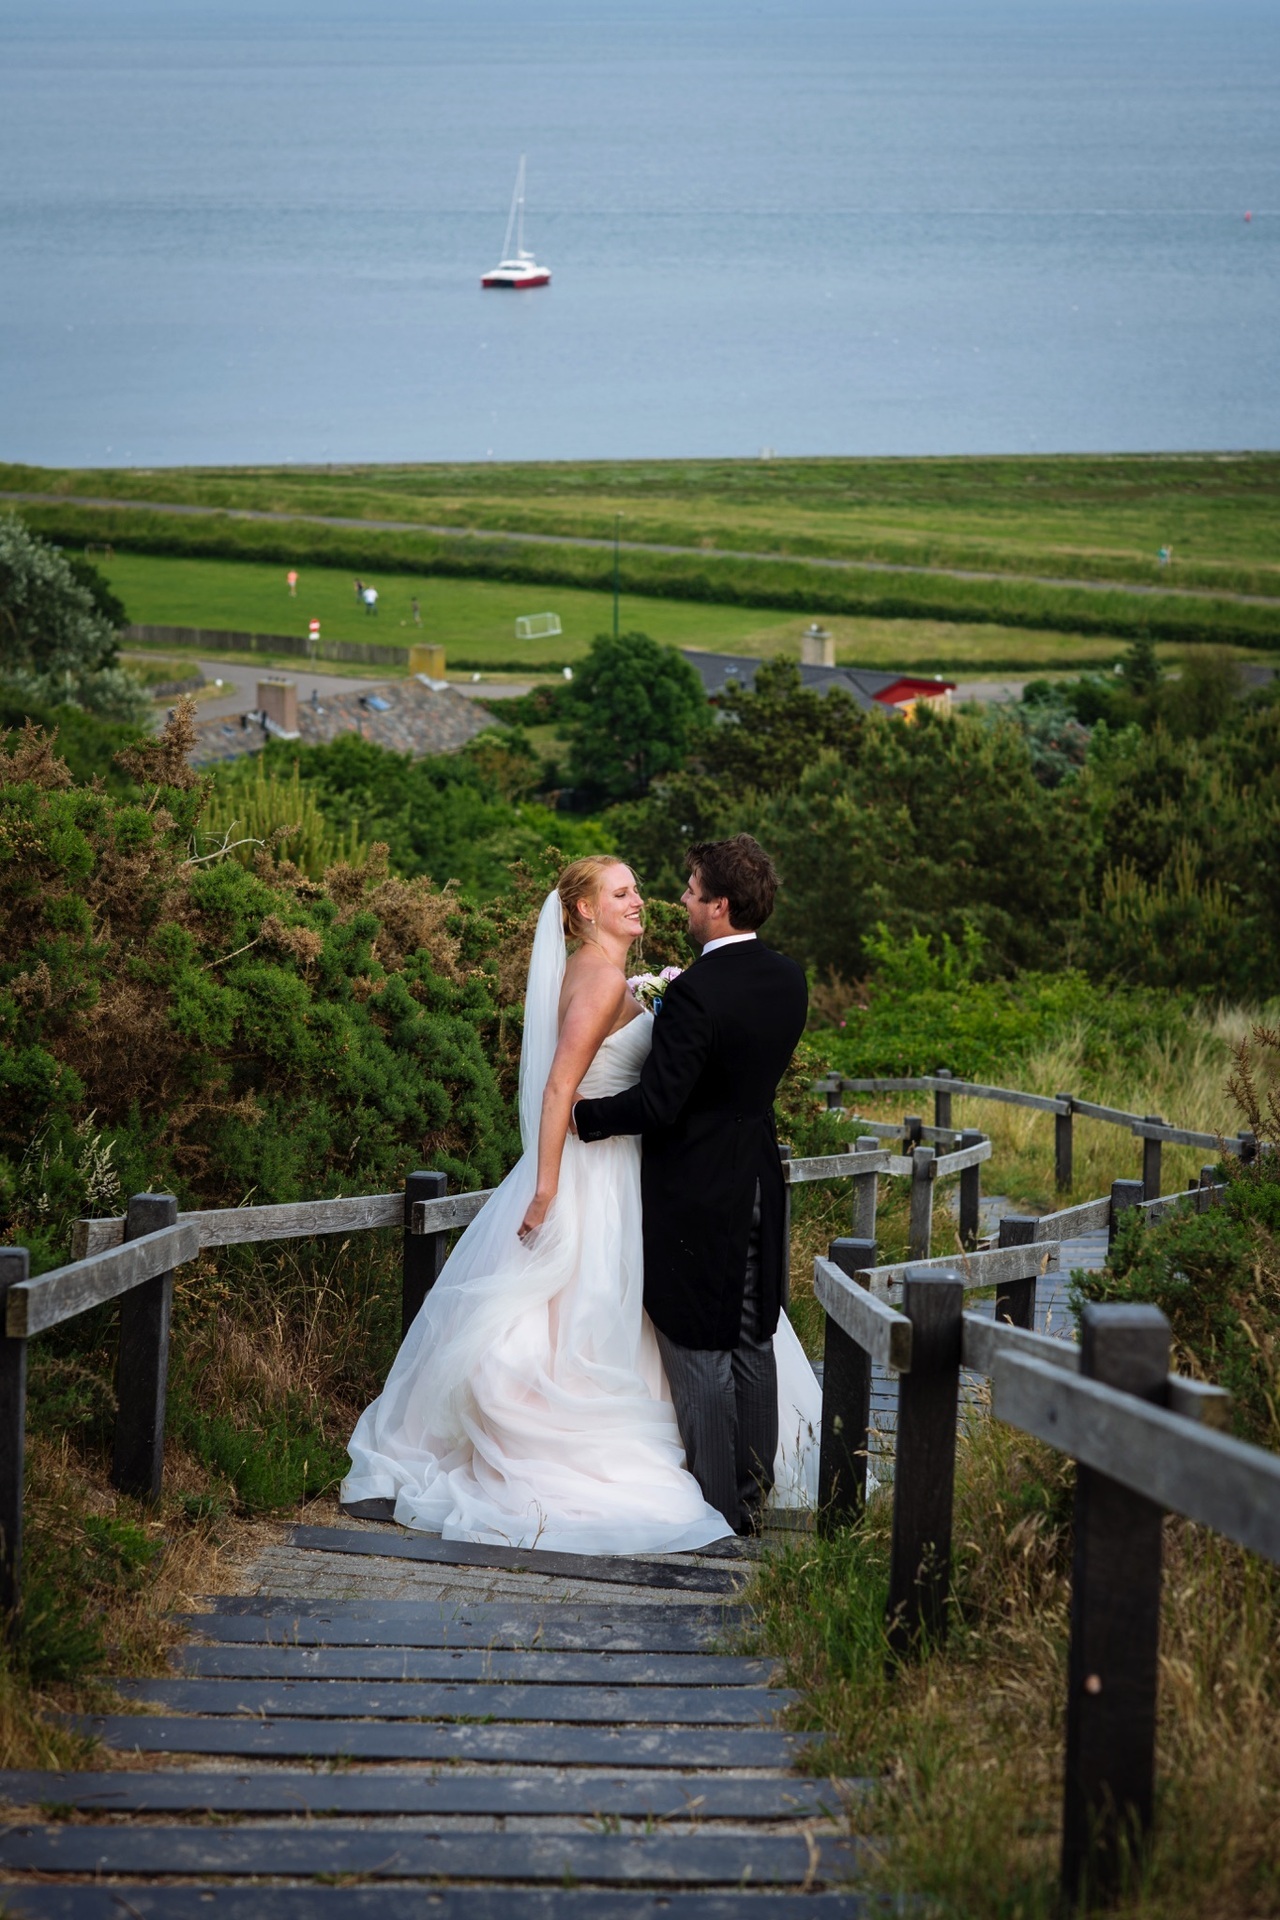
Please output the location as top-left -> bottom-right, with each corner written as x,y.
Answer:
574,941 -> 808,1351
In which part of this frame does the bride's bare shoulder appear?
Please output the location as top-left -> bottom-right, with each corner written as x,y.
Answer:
560,949 -> 634,1032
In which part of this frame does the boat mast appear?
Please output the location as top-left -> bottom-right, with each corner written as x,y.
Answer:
502,156 -> 526,261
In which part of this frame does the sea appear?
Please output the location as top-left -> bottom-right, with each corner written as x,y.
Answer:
0,0 -> 1277,467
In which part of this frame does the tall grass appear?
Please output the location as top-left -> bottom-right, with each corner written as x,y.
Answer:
752,1412 -> 1280,1919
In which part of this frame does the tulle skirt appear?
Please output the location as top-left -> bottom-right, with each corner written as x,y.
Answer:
343,1128 -> 820,1554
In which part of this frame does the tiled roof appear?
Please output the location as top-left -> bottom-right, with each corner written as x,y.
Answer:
190,679 -> 493,768
679,649 -> 952,709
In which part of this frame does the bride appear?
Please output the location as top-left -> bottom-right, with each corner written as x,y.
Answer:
342,855 -> 820,1554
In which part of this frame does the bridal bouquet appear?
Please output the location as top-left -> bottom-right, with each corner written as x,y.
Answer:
627,966 -> 683,1014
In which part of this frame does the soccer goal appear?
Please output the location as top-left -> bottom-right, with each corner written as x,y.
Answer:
515,612 -> 562,640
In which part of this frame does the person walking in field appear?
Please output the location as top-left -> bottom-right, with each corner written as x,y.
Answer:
286,569 -> 298,597
363,585 -> 379,615
411,597 -> 421,626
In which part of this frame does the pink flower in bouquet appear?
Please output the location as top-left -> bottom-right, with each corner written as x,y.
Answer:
627,966 -> 684,1013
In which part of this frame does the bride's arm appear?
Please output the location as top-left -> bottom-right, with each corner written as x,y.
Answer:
518,969 -> 627,1240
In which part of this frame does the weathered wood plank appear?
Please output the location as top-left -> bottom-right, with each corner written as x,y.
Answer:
0,1823 -> 862,1884
185,1615 -> 737,1651
813,1257 -> 912,1371
193,1595 -> 740,1623
174,1646 -> 780,1684
863,1240 -> 1058,1298
111,1677 -> 793,1725
1032,1197 -> 1113,1240
784,1149 -> 897,1184
6,1223 -> 199,1338
409,1192 -> 494,1235
285,1526 -> 746,1593
1132,1122 -> 1224,1151
1071,1097 -> 1146,1127
0,1888 -> 866,1919
192,1192 -> 403,1247
0,1766 -> 859,1819
69,1216 -> 124,1261
991,1352 -> 1280,1564
962,1311 -> 1231,1428
931,1138 -> 993,1178
72,1714 -> 813,1767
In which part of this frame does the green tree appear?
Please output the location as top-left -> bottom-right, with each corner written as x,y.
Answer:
562,632 -> 709,802
0,516 -> 150,724
705,657 -> 865,792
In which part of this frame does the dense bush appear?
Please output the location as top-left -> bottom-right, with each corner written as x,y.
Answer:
0,708 -> 521,1271
218,729 -> 610,899
0,515 -> 150,724
560,632 -> 710,802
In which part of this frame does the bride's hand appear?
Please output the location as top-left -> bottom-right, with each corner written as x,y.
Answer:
518,1191 -> 553,1242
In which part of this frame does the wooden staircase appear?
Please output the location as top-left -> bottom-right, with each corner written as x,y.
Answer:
0,1526 -> 867,1916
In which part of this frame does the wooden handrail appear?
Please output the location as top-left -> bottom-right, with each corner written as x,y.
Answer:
5,1224 -> 200,1338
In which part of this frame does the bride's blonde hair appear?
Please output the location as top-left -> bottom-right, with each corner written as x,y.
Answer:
557,855 -> 629,942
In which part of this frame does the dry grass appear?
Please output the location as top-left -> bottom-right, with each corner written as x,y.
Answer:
829,1003 -> 1280,1228
753,1408 -> 1280,1919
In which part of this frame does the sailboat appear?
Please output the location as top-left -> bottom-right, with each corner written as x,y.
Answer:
481,156 -> 551,289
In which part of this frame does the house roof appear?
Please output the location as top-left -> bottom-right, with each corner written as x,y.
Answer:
680,650 -> 955,710
189,677 -> 492,768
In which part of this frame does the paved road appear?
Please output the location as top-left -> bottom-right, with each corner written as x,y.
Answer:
6,486 -> 1276,608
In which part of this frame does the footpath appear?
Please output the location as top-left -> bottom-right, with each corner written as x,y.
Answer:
0,1513 -> 867,1917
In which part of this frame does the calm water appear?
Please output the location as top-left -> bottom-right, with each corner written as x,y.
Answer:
1,0 -> 1277,465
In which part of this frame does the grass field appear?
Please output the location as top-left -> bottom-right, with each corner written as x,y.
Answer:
7,452 -> 1280,595
102,553 -> 1253,676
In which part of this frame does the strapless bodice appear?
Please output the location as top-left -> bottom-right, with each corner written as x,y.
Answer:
578,1009 -> 653,1099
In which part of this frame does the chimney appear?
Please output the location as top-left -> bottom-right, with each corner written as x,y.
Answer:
409,643 -> 446,681
800,626 -> 835,669
257,677 -> 299,735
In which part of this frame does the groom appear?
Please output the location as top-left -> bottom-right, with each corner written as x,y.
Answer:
574,834 -> 808,1535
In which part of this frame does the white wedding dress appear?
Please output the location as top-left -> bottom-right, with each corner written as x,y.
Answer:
342,893 -> 821,1554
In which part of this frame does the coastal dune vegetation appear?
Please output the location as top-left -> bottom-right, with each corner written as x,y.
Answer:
1,487 -> 1278,1911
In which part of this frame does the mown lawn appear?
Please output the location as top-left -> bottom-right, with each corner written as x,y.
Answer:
102,553 -> 1239,675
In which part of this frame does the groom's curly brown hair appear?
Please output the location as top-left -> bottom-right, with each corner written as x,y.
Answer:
686,834 -> 779,931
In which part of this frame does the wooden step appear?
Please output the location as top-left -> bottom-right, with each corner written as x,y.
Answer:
72,1715 -> 813,1767
0,1767 -> 864,1820
288,1526 -> 749,1594
173,1645 -> 778,1685
111,1677 -> 795,1725
0,1823 -> 863,1885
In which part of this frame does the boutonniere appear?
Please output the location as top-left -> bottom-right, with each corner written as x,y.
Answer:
627,966 -> 683,1014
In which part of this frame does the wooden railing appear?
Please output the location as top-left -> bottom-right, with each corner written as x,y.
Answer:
812,1170 -> 1280,1906
815,1067 -> 1261,1197
1,1139 -> 975,1623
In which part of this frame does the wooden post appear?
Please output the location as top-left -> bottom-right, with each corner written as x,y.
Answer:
1055,1093 -> 1074,1194
824,1074 -> 844,1113
886,1269 -> 963,1656
995,1215 -> 1037,1331
1141,1116 -> 1163,1202
852,1136 -> 880,1243
1197,1164 -> 1219,1214
958,1129 -> 984,1251
0,1248 -> 28,1626
1237,1129 -> 1258,1167
112,1193 -> 177,1504
933,1069 -> 953,1132
902,1113 -> 923,1156
817,1237 -> 878,1534
1061,1302 -> 1170,1905
907,1146 -> 936,1261
778,1142 -> 792,1310
1108,1179 -> 1145,1253
402,1170 -> 448,1340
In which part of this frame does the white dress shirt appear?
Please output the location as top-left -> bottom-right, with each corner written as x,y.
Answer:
699,932 -> 757,956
